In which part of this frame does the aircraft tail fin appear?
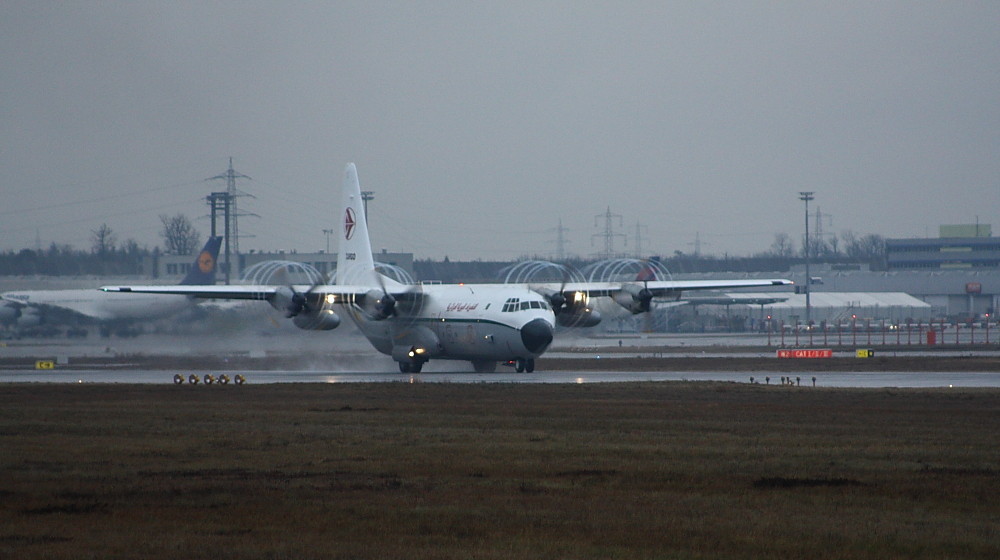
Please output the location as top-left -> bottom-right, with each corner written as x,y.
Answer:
336,163 -> 380,286
635,257 -> 660,282
179,236 -> 223,285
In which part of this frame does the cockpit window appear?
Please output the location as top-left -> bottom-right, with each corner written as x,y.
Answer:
502,298 -> 520,313
503,298 -> 549,312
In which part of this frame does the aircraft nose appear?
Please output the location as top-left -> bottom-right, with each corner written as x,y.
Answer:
520,318 -> 554,354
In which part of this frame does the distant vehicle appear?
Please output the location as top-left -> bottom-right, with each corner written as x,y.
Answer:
102,164 -> 792,372
1,237 -> 222,334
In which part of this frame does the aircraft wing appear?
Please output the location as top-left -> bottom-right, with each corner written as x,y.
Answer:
99,284 -> 378,301
529,278 -> 793,299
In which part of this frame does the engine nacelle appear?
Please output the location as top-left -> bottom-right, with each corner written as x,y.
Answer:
292,308 -> 341,330
543,289 -> 603,327
361,289 -> 396,320
612,284 -> 654,314
17,308 -> 42,327
0,304 -> 19,324
268,286 -> 301,316
556,307 -> 601,328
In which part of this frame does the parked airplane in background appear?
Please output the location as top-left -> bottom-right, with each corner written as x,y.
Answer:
102,164 -> 792,372
2,237 -> 222,334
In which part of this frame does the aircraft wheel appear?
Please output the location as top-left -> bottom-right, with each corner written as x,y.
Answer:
188,374 -> 199,385
203,374 -> 215,385
411,361 -> 423,373
525,359 -> 535,373
398,362 -> 411,373
219,374 -> 230,384
234,374 -> 246,385
515,359 -> 526,373
173,374 -> 184,385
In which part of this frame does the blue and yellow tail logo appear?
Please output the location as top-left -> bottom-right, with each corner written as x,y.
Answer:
180,237 -> 222,285
197,251 -> 215,274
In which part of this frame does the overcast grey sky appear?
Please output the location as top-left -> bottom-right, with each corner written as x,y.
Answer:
2,1 -> 998,260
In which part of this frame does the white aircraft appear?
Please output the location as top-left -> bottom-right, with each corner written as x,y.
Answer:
2,237 -> 222,331
102,164 -> 792,373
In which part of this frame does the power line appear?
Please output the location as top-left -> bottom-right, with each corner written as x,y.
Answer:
548,219 -> 571,261
592,207 -> 626,259
206,158 -> 258,284
634,221 -> 648,258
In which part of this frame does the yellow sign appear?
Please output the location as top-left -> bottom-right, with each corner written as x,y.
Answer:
855,349 -> 874,358
35,360 -> 55,370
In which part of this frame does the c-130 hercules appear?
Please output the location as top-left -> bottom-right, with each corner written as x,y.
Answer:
104,164 -> 792,373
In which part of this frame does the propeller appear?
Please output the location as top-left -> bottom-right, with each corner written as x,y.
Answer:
546,269 -> 571,316
527,264 -> 581,317
636,281 -> 654,313
360,266 -> 399,320
267,267 -> 340,330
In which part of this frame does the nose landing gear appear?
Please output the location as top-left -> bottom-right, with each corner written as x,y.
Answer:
398,360 -> 423,373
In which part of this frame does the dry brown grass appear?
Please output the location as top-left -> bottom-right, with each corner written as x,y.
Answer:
1,382 -> 999,559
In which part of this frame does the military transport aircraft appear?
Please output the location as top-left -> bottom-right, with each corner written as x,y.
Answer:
102,164 -> 792,373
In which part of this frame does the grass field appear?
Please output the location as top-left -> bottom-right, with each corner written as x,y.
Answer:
2,382 -> 999,559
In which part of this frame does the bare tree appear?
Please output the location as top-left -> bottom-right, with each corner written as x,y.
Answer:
842,231 -> 886,263
769,233 -> 795,258
91,223 -> 117,257
827,235 -> 840,257
159,214 -> 202,255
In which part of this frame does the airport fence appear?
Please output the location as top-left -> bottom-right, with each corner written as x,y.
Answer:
769,319 -> 998,348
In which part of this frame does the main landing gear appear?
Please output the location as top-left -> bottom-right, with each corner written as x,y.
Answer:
503,358 -> 535,373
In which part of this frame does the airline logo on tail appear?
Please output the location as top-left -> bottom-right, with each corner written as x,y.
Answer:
344,208 -> 357,240
197,251 -> 215,274
180,236 -> 223,285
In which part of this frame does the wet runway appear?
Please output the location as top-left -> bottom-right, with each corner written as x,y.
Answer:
5,331 -> 1000,388
3,368 -> 1000,388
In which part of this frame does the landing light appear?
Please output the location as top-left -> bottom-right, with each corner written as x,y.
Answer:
325,294 -> 337,304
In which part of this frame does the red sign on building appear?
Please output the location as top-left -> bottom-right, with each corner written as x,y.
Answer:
776,349 -> 833,359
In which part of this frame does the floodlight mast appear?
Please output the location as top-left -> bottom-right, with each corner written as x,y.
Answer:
799,191 -> 815,324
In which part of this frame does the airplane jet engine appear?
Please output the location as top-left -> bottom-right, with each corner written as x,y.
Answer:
18,308 -> 42,327
0,303 -> 18,324
1,306 -> 42,327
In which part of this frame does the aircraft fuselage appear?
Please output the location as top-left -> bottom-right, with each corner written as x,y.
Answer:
2,290 -> 195,322
344,284 -> 555,364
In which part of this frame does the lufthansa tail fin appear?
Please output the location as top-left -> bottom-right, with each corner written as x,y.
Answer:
179,236 -> 223,285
